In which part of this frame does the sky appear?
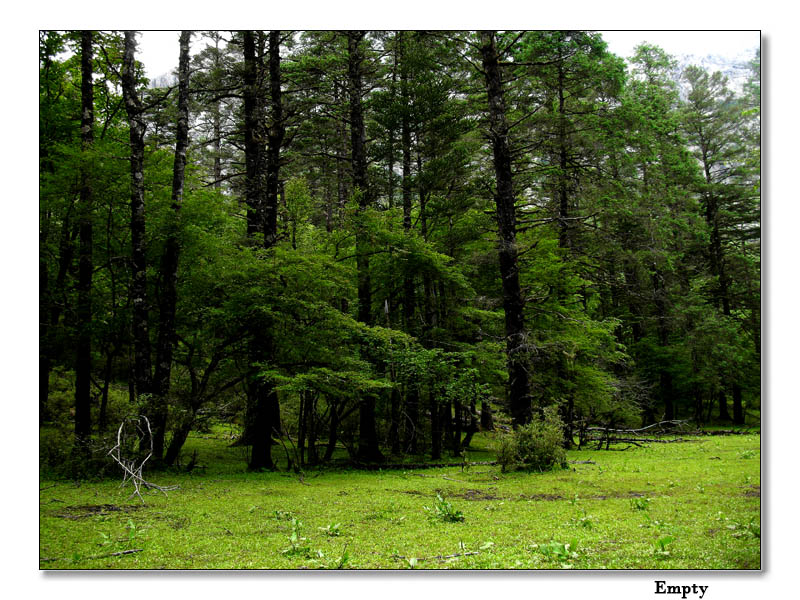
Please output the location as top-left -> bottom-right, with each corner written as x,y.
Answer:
136,30 -> 761,81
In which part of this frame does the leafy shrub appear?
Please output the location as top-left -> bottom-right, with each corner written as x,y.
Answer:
424,494 -> 465,523
494,432 -> 518,473
494,406 -> 567,472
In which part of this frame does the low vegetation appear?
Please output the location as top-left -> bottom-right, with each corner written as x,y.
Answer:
39,426 -> 760,570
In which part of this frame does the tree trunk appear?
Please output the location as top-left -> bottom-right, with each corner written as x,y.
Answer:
122,31 -> 153,405
324,399 -> 339,462
480,399 -> 494,430
479,31 -> 531,427
430,395 -> 442,461
74,30 -> 94,448
718,389 -> 731,422
152,31 -> 191,460
264,30 -> 284,249
348,30 -> 383,463
241,31 -> 284,471
242,31 -> 263,238
398,32 -> 419,455
461,400 -> 479,449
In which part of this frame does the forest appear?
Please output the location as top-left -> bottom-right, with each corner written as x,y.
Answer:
40,30 -> 760,473
38,29 -> 761,571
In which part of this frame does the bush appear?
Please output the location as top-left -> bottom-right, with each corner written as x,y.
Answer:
493,406 -> 567,472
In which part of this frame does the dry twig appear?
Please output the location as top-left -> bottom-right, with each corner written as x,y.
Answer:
108,416 -> 179,503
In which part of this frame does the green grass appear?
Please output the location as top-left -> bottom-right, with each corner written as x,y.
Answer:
39,430 -> 760,569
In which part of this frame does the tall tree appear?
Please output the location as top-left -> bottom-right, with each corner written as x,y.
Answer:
347,30 -> 383,461
682,64 -> 759,424
152,31 -> 192,459
121,31 -> 153,407
74,30 -> 94,448
479,31 -> 532,427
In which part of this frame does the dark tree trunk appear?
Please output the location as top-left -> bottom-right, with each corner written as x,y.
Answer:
399,32 -> 419,455
451,401 -> 463,455
348,30 -> 383,463
404,385 -> 419,454
153,31 -> 191,460
717,389 -> 731,422
461,399 -> 479,449
324,400 -> 339,462
264,30 -> 284,249
122,31 -> 152,404
74,30 -> 94,448
480,399 -> 494,430
164,416 -> 194,466
241,31 -> 284,472
430,395 -> 442,461
306,394 -> 320,466
732,385 -> 744,425
242,31 -> 264,239
479,31 -> 531,427
652,269 -> 674,421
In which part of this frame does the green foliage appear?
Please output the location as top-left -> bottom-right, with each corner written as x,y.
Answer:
653,535 -> 675,558
423,494 -> 465,523
495,407 -> 568,472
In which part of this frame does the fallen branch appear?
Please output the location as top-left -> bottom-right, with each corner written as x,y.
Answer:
583,420 -> 689,435
392,551 -> 481,562
87,549 -> 144,560
40,549 -> 144,564
108,416 -> 179,503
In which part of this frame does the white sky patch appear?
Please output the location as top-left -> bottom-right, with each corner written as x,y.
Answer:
137,30 -> 183,80
601,30 -> 760,61
137,30 -> 760,82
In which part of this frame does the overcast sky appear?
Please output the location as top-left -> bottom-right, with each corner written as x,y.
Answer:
136,30 -> 760,80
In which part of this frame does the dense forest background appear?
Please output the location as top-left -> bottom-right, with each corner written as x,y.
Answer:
39,30 -> 760,474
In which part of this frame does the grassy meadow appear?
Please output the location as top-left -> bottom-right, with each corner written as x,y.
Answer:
39,427 -> 760,570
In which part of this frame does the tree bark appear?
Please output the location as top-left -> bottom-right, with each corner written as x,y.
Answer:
153,30 -> 191,460
74,30 -> 94,447
122,31 -> 152,404
479,31 -> 532,427
399,31 -> 419,455
242,31 -> 264,239
348,30 -> 383,462
240,30 -> 282,472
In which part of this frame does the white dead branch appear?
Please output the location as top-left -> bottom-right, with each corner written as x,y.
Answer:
108,416 -> 179,503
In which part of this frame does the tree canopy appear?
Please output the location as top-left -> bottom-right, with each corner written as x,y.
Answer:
39,30 -> 760,474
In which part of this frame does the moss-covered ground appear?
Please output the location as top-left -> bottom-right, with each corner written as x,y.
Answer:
39,429 -> 760,570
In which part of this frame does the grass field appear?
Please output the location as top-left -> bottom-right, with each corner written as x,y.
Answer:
39,428 -> 760,570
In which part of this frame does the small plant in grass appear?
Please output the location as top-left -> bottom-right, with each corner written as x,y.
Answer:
424,494 -> 465,523
534,539 -> 579,567
331,544 -> 350,569
273,510 -> 293,521
125,519 -> 141,547
319,523 -> 342,537
729,519 -> 760,539
738,450 -> 756,459
654,535 -> 675,559
640,512 -> 670,531
576,513 -> 594,529
281,518 -> 312,557
630,496 -> 651,511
